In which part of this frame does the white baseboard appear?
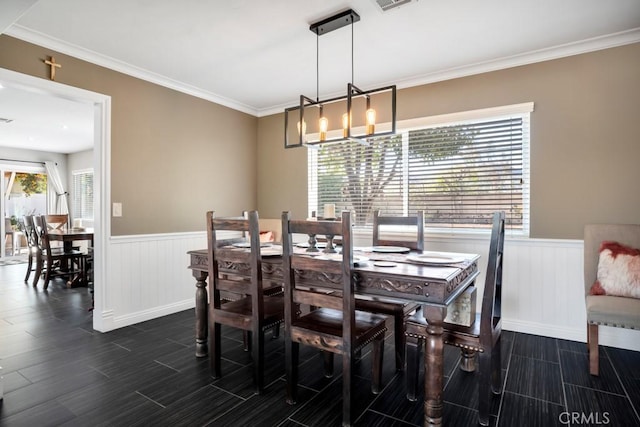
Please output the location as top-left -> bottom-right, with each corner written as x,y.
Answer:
97,300 -> 194,332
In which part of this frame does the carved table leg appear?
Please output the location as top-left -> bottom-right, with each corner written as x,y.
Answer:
423,305 -> 447,427
193,269 -> 209,358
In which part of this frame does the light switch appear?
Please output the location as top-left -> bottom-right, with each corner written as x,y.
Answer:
113,202 -> 122,217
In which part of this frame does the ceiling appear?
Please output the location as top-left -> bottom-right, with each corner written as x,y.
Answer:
1,0 -> 639,154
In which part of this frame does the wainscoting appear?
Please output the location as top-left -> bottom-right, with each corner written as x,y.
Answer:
97,232 -> 639,352
99,232 -> 207,332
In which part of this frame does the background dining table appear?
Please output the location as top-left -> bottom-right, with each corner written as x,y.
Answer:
47,227 -> 94,253
187,244 -> 480,427
47,227 -> 94,286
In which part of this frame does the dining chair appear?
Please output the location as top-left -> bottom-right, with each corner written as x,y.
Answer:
206,210 -> 285,394
281,211 -> 387,426
33,215 -> 86,289
21,216 -> 40,285
583,224 -> 640,376
404,211 -> 505,427
355,210 -> 424,371
44,214 -> 70,250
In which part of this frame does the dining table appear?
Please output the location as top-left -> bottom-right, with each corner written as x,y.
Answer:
48,227 -> 94,286
188,243 -> 479,427
47,227 -> 94,252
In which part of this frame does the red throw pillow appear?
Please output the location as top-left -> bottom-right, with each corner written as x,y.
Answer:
259,231 -> 274,243
590,241 -> 640,298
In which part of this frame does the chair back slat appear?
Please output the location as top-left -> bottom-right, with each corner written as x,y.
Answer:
373,210 -> 424,251
293,289 -> 344,310
479,211 -> 505,347
44,214 -> 69,231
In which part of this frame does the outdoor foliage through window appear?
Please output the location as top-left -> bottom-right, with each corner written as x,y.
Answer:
309,111 -> 529,232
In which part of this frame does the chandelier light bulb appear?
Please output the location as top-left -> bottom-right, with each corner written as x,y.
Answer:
366,108 -> 376,135
342,112 -> 350,137
319,116 -> 328,141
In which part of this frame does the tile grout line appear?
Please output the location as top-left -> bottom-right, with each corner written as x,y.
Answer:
599,347 -> 640,423
557,338 -> 569,414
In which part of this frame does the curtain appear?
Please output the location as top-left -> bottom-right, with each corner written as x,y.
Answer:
44,161 -> 69,214
4,172 -> 16,202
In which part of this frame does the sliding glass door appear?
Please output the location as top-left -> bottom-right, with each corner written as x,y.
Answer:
1,162 -> 47,258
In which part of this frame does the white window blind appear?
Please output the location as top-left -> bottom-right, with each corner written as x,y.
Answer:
309,105 -> 531,233
72,169 -> 94,221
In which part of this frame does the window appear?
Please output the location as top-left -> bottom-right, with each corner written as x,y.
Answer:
309,103 -> 532,234
72,169 -> 94,222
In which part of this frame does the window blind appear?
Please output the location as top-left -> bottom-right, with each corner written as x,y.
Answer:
309,111 -> 529,232
72,170 -> 94,221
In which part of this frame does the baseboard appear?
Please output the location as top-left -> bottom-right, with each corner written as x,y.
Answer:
95,300 -> 194,332
503,318 -> 640,352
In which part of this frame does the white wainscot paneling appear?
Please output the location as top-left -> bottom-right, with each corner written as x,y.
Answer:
98,231 -> 207,331
422,233 -> 639,352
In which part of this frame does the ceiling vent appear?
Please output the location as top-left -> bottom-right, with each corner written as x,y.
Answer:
373,0 -> 413,12
0,117 -> 14,124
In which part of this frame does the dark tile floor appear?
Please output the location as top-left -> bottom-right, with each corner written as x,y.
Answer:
1,262 -> 639,426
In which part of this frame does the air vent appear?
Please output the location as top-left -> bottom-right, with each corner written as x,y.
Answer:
0,118 -> 14,124
373,0 -> 413,12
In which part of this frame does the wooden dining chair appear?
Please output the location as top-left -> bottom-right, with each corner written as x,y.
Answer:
21,216 -> 39,285
44,214 -> 70,250
206,210 -> 285,394
281,211 -> 387,426
33,215 -> 86,289
404,211 -> 505,427
355,210 -> 424,371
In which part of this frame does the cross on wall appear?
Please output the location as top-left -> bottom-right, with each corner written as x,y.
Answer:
44,56 -> 62,80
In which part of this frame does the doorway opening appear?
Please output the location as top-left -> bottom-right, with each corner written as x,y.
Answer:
0,67 -> 111,332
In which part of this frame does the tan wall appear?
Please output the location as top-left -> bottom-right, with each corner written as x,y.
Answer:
0,35 -> 258,235
257,43 -> 640,239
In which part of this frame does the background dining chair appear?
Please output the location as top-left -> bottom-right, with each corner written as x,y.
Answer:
404,211 -> 505,427
33,215 -> 85,289
355,210 -> 424,371
372,209 -> 424,252
583,223 -> 640,376
281,211 -> 387,426
21,216 -> 41,285
44,214 -> 70,250
206,210 -> 285,394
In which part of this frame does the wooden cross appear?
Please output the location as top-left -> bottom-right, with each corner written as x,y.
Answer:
44,56 -> 62,80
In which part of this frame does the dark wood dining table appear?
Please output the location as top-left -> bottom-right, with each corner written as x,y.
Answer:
47,228 -> 94,252
188,244 -> 479,426
48,228 -> 94,286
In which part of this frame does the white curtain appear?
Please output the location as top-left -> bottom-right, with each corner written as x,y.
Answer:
44,161 -> 69,214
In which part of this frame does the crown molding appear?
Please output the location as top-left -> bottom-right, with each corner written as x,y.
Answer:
257,28 -> 640,117
388,28 -> 640,94
5,25 -> 259,116
6,25 -> 640,118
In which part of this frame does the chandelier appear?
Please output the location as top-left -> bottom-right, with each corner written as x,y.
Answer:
284,9 -> 397,148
